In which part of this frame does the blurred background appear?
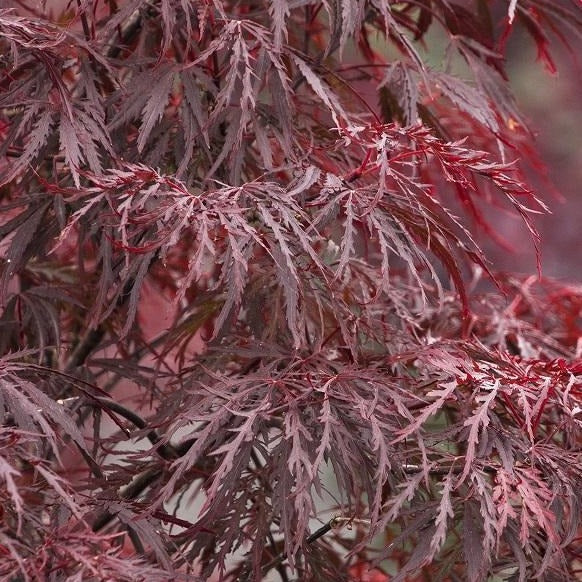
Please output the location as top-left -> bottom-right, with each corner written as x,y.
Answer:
497,28 -> 582,281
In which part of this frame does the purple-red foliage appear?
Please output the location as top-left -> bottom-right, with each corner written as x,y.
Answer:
1,1 -> 581,580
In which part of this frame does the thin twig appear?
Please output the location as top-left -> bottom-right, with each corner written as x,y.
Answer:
259,516 -> 370,578
76,0 -> 92,42
401,463 -> 498,475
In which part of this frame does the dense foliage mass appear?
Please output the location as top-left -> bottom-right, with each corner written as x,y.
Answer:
1,0 -> 582,580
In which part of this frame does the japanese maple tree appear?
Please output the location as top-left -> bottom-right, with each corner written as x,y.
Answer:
1,0 -> 581,580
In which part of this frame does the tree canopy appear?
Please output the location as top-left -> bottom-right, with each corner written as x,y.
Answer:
1,1 -> 581,580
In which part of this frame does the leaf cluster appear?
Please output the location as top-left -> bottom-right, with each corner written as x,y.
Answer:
1,1 -> 581,580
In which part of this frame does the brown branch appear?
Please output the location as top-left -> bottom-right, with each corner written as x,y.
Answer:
103,0 -> 158,59
91,466 -> 163,532
65,327 -> 105,373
